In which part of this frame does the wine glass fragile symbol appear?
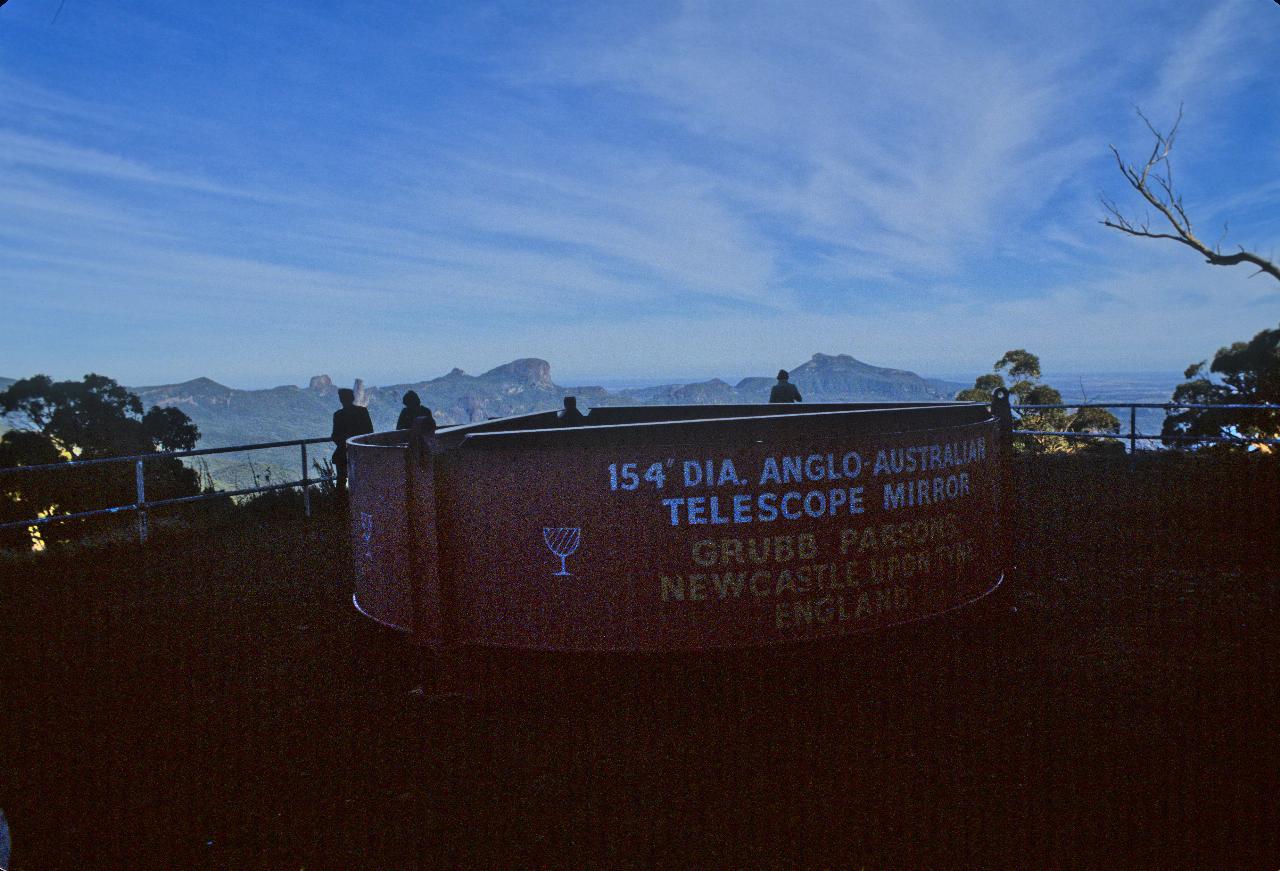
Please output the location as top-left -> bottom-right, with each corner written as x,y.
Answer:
543,527 -> 581,576
359,512 -> 374,561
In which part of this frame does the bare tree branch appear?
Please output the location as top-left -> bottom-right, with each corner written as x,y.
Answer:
1099,105 -> 1280,284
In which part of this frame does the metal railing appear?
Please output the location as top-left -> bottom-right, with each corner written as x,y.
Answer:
3,401 -> 1277,546
1012,402 -> 1280,452
0,437 -> 335,543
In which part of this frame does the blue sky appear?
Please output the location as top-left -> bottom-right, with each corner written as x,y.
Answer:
2,0 -> 1278,387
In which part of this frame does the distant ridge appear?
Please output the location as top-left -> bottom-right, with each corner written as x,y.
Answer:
1,357 -> 967,456
0,359 -> 966,489
123,353 -> 964,451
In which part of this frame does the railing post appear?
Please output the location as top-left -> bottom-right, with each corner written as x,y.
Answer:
990,387 -> 1016,585
135,458 -> 148,544
991,388 -> 1014,454
1129,406 -> 1137,456
301,442 -> 311,518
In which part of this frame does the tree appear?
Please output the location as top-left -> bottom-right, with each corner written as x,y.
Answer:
0,430 -> 66,544
0,374 -> 202,548
142,406 -> 202,453
1162,323 -> 1280,452
957,350 -> 1121,454
1102,109 -> 1279,451
1100,106 -> 1280,284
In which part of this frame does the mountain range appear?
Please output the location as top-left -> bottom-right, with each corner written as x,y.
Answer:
130,353 -> 965,444
0,364 -> 1191,491
2,355 -> 967,488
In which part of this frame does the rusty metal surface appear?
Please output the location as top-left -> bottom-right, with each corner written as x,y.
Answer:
349,441 -> 414,633
349,404 -> 1007,652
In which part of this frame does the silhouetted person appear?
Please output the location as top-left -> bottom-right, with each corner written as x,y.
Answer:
396,390 -> 437,433
559,396 -> 586,424
331,387 -> 373,492
769,369 -> 803,403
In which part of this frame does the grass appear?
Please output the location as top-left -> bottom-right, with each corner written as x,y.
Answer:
1,452 -> 1277,869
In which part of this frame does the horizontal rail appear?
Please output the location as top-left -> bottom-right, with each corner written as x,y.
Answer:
0,436 -> 333,476
0,502 -> 139,530
0,434 -> 338,543
1010,402 -> 1280,454
1014,430 -> 1280,445
1015,403 -> 1280,411
0,475 -> 335,533
3,400 -> 1278,544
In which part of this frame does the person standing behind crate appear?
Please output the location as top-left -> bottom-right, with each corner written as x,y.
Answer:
332,387 -> 373,492
769,369 -> 803,403
396,390 -> 437,432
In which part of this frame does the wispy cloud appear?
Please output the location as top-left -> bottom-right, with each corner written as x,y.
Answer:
515,1 -> 1116,285
0,130 -> 271,200
1148,0 -> 1261,119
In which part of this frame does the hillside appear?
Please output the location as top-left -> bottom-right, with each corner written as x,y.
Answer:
0,377 -> 12,435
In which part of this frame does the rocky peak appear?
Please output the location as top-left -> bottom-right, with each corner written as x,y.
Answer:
782,352 -> 942,400
308,375 -> 333,391
482,358 -> 554,389
795,353 -> 864,372
353,379 -> 368,407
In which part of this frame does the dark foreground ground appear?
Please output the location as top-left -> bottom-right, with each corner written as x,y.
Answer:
2,453 -> 1278,869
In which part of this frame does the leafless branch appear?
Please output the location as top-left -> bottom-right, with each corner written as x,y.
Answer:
1099,105 -> 1280,284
